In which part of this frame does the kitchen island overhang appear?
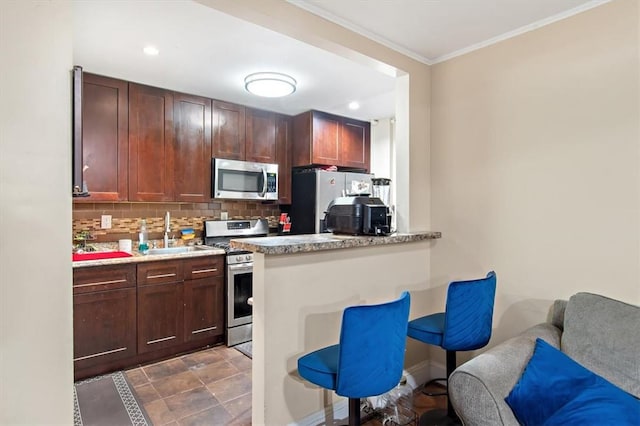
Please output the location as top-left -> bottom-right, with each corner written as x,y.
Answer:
231,232 -> 441,425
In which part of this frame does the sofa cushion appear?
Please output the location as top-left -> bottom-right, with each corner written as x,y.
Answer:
505,338 -> 639,426
562,292 -> 640,397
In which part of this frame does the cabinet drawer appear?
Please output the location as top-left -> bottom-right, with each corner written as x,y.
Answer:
73,264 -> 136,294
184,255 -> 224,280
73,287 -> 137,368
137,260 -> 183,285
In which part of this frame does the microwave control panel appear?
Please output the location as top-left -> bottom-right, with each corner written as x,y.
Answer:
267,173 -> 277,193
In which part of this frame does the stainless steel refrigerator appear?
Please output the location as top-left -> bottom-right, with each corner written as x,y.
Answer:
290,169 -> 373,234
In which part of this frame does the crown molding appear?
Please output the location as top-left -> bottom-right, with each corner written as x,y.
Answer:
289,0 -> 611,67
287,0 -> 433,65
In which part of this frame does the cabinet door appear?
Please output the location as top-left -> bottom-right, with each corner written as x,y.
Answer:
129,83 -> 174,201
73,288 -> 136,370
79,73 -> 128,201
340,117 -> 371,171
137,282 -> 184,354
173,93 -> 212,202
245,108 -> 276,163
212,101 -> 245,160
276,114 -> 292,204
184,276 -> 224,342
311,111 -> 341,165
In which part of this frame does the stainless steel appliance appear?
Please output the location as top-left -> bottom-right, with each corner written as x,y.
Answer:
212,158 -> 278,201
290,169 -> 373,234
203,219 -> 269,346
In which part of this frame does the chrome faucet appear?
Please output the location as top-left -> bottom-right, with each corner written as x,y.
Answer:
163,211 -> 171,248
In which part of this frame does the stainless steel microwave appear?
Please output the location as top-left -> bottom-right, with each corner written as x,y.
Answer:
212,158 -> 278,200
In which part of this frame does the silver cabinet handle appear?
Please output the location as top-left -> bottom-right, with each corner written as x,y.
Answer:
146,273 -> 177,279
191,268 -> 218,275
192,326 -> 217,334
73,278 -> 127,288
147,336 -> 176,345
74,347 -> 127,361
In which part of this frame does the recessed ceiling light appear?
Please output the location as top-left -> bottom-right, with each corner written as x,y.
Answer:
348,101 -> 360,110
245,72 -> 297,98
143,45 -> 159,56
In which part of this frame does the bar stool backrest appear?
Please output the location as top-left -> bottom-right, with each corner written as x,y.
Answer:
336,291 -> 411,398
442,271 -> 497,351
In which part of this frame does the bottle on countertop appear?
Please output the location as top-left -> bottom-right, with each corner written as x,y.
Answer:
138,218 -> 149,254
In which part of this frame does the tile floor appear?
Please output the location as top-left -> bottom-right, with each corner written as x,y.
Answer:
125,344 -> 447,426
125,345 -> 251,426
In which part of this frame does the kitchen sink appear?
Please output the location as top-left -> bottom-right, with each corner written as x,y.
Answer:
146,245 -> 214,255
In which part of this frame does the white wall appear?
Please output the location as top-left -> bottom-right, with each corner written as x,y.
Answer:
371,118 -> 399,229
430,0 -> 640,362
0,1 -> 74,424
371,118 -> 393,179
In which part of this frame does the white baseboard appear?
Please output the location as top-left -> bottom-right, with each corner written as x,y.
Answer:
290,360 -> 447,426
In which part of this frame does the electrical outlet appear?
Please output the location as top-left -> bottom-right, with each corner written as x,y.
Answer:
220,212 -> 228,220
101,214 -> 112,229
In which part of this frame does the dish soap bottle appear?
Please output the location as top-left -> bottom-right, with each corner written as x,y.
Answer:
138,219 -> 149,254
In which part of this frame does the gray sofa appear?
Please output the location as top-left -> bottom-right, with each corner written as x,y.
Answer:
448,292 -> 640,425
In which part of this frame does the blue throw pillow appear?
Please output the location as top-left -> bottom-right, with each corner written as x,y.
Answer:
505,338 -> 639,426
544,380 -> 640,425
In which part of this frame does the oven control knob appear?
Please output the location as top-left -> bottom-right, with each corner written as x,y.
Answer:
245,255 -> 251,261
235,256 -> 242,262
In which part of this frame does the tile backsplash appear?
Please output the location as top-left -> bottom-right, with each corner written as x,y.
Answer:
72,200 -> 282,242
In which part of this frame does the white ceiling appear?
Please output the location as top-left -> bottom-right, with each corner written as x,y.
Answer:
73,0 -> 606,122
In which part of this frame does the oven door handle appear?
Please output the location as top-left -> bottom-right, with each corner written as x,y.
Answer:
228,263 -> 253,272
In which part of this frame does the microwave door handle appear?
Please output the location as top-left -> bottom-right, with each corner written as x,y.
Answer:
259,167 -> 267,197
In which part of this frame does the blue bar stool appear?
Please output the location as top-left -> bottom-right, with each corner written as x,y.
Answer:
408,271 -> 497,425
297,292 -> 411,426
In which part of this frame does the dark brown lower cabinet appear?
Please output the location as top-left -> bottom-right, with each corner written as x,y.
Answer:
184,276 -> 224,342
73,255 -> 225,379
73,288 -> 137,370
137,281 -> 185,354
72,264 -> 137,374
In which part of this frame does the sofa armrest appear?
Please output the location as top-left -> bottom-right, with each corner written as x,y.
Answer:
448,323 -> 562,426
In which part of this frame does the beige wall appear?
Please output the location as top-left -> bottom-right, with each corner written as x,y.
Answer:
0,1 -> 74,424
253,241 -> 436,425
430,0 -> 640,360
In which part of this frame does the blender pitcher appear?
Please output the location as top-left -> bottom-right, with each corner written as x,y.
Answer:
372,178 -> 392,231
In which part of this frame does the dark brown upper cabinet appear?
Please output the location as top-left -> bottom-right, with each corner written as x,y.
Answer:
77,73 -> 129,201
128,83 -> 175,201
173,93 -> 212,202
276,114 -> 293,204
340,117 -> 371,170
245,108 -> 277,164
292,110 -> 371,171
212,100 -> 245,161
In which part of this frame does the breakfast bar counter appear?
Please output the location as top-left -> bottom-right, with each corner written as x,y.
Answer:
237,231 -> 441,425
230,231 -> 441,255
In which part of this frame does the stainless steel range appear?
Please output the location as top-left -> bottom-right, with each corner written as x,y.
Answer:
203,219 -> 268,347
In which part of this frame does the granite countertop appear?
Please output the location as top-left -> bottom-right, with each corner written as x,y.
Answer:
72,245 -> 225,268
230,231 -> 441,255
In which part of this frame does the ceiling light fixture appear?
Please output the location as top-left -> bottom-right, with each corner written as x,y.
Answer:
143,45 -> 159,56
348,101 -> 360,110
244,72 -> 296,98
